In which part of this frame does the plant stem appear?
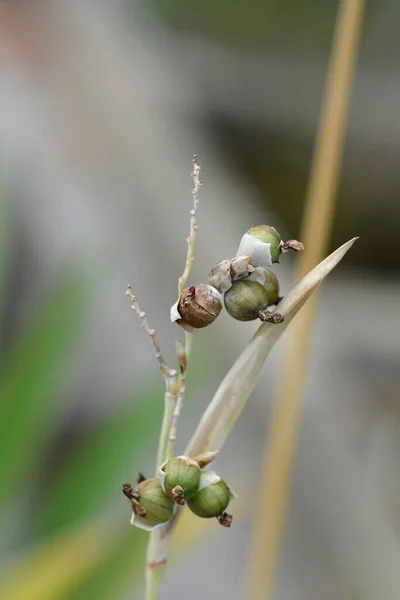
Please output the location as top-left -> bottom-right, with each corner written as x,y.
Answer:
165,333 -> 193,459
145,535 -> 166,600
145,508 -> 183,600
184,331 -> 194,364
145,569 -> 163,600
178,157 -> 201,295
155,377 -> 179,471
145,158 -> 202,600
246,1 -> 365,598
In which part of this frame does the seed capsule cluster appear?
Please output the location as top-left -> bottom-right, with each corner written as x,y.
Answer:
171,225 -> 303,329
123,455 -> 234,530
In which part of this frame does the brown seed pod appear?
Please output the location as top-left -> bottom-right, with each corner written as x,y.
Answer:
208,256 -> 254,294
171,284 -> 222,330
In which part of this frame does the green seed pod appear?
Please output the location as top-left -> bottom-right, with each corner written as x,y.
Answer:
236,225 -> 282,267
170,284 -> 222,331
248,267 -> 280,306
129,478 -> 175,531
187,471 -> 232,519
224,279 -> 268,321
158,456 -> 201,504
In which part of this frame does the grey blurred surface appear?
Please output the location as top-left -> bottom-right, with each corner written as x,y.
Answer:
1,1 -> 399,598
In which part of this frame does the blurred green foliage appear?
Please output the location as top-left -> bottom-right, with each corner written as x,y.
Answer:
0,198 -> 162,598
0,268 -> 89,506
155,0 -> 338,52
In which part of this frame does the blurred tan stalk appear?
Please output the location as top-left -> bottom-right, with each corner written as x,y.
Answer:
246,0 -> 366,598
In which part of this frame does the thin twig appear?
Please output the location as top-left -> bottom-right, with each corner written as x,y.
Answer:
177,155 -> 201,295
167,375 -> 186,449
246,1 -> 365,598
126,286 -> 176,378
166,333 -> 194,455
167,156 -> 201,454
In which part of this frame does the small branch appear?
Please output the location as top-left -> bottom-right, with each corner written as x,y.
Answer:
166,335 -> 193,457
178,155 -> 201,295
126,287 -> 176,379
167,374 -> 186,452
125,286 -> 178,471
155,383 -> 179,470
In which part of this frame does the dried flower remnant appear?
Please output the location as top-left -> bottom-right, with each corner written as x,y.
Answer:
217,512 -> 233,528
281,239 -> 304,253
208,256 -> 254,294
175,341 -> 187,375
192,450 -> 219,469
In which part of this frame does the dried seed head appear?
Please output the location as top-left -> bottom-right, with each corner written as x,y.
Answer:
158,456 -> 201,502
224,279 -> 269,321
208,257 -> 254,294
208,259 -> 234,294
171,284 -> 222,330
129,478 -> 175,531
229,255 -> 254,281
187,471 -> 232,520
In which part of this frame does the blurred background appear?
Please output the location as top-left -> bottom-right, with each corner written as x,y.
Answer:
0,1 -> 399,599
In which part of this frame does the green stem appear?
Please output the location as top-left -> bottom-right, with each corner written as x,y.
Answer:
184,331 -> 194,364
155,377 -> 179,471
145,565 -> 165,600
145,509 -> 183,600
145,533 -> 166,600
146,377 -> 178,600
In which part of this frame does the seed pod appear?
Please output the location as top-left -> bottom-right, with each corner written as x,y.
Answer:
224,279 -> 268,321
187,471 -> 232,520
236,225 -> 282,267
170,284 -> 222,330
129,478 -> 175,531
208,256 -> 254,294
158,456 -> 201,504
208,259 -> 233,294
248,267 -> 280,306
